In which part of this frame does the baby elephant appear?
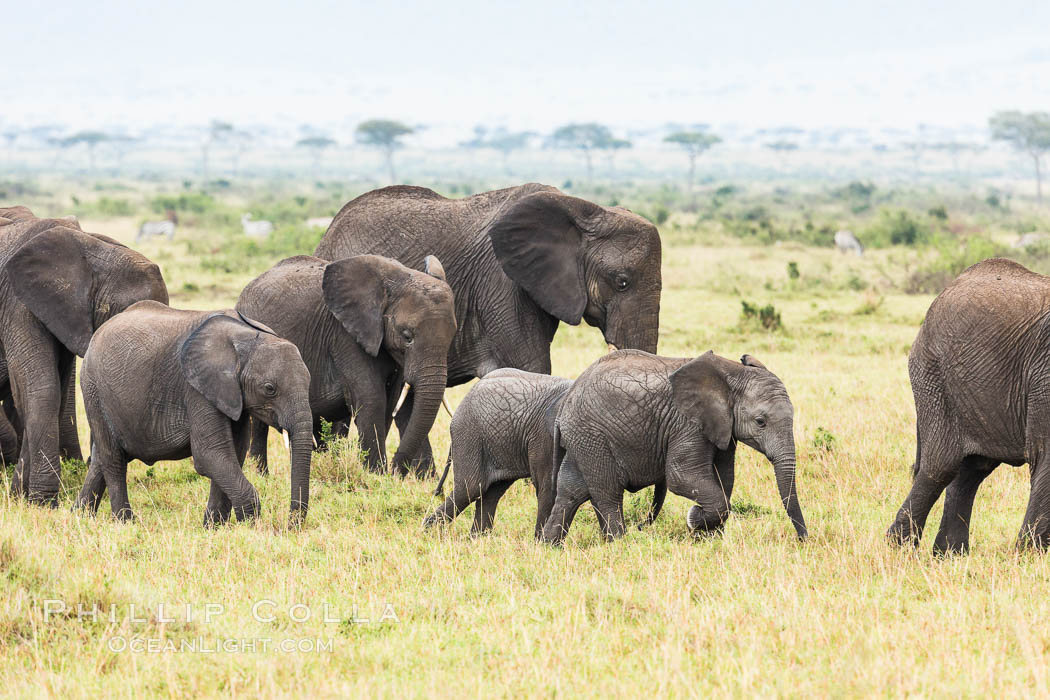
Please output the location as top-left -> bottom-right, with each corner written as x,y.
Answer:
75,301 -> 314,527
424,369 -> 666,537
541,350 -> 808,545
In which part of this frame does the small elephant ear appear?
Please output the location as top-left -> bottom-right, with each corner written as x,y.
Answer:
669,352 -> 733,450
487,191 -> 601,325
321,256 -> 390,356
740,354 -> 767,370
179,314 -> 245,421
423,255 -> 447,283
6,225 -> 99,356
235,311 -> 277,336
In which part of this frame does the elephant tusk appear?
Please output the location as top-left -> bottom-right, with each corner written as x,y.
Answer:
283,430 -> 290,451
607,343 -> 618,353
392,383 -> 412,417
442,395 -> 454,418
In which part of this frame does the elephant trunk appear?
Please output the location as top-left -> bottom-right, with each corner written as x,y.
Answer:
391,366 -> 447,475
607,301 -> 660,355
288,414 -> 313,527
770,445 -> 807,540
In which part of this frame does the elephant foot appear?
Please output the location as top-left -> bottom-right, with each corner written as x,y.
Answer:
932,531 -> 970,557
231,498 -> 261,522
1017,528 -> 1050,552
26,490 -> 60,508
886,518 -> 922,548
113,508 -> 136,523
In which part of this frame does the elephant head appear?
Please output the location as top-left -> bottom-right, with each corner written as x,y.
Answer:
7,224 -> 169,356
321,254 -> 456,472
181,313 -> 314,525
670,352 -> 807,539
487,190 -> 661,354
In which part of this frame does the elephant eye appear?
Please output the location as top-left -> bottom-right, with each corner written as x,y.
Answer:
401,329 -> 414,345
615,276 -> 630,292
755,416 -> 766,428
264,382 -> 278,397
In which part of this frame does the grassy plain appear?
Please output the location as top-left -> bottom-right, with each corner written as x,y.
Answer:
2,178 -> 1050,696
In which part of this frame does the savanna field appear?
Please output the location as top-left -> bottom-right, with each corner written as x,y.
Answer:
5,177 -> 1050,696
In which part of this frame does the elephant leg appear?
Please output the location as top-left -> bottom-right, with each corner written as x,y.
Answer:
393,391 -> 436,476
74,441 -> 108,514
58,361 -> 82,462
423,482 -> 479,529
248,417 -> 270,475
8,355 -> 63,504
472,478 -> 514,535
933,456 -> 998,555
534,477 -> 557,540
190,403 -> 260,523
639,482 -> 667,530
591,491 -> 626,542
204,481 -> 234,527
354,403 -> 389,474
540,452 -> 590,546
0,405 -> 19,466
887,438 -> 962,547
1019,455 -> 1050,551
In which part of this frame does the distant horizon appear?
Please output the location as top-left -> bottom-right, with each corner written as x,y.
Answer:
7,0 -> 1048,138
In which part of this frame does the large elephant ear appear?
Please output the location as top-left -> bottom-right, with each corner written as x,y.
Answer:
669,352 -> 733,450
179,314 -> 245,420
321,256 -> 392,356
487,191 -> 601,324
235,311 -> 277,336
6,225 -> 99,356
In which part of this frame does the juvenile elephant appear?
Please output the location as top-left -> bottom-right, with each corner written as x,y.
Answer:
75,302 -> 313,527
315,184 -> 663,468
236,254 -> 456,476
424,369 -> 667,536
0,216 -> 168,504
887,258 -> 1050,553
541,350 -> 808,545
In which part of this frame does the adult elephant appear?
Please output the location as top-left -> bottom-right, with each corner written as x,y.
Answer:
887,258 -> 1050,554
0,216 -> 168,504
315,184 -> 663,465
236,254 -> 456,476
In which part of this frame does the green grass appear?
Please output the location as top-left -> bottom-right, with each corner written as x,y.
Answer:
3,179 -> 1050,696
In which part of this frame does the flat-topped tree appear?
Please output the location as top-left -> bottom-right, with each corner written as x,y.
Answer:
356,119 -> 413,183
990,111 -> 1050,204
664,131 -> 721,191
62,131 -> 110,170
296,136 -> 337,177
551,122 -> 613,181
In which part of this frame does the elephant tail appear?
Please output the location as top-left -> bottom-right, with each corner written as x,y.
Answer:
911,425 -> 922,477
433,449 -> 453,497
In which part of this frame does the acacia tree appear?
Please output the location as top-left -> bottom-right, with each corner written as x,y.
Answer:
551,123 -> 613,181
62,131 -> 111,170
296,136 -> 337,177
990,111 -> 1050,204
356,119 -> 413,182
487,130 -> 533,174
664,131 -> 721,191
603,137 -> 632,173
230,130 -> 253,176
765,140 -> 798,169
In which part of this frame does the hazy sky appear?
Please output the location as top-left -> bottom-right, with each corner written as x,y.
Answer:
7,0 -> 1049,136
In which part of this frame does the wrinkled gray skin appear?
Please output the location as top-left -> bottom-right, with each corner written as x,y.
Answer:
315,184 -> 663,469
541,350 -> 808,545
423,368 -> 667,537
0,208 -> 168,504
236,254 -> 456,476
75,302 -> 313,527
887,258 -> 1050,554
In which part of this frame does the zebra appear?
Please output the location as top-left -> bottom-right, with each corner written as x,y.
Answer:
137,210 -> 178,243
241,213 -> 274,238
834,229 -> 863,256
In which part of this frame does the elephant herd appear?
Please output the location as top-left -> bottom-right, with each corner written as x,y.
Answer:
0,185 -> 1048,553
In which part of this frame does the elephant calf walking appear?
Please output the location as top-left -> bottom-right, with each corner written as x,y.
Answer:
888,258 -> 1050,553
540,350 -> 808,545
423,369 -> 667,537
75,302 -> 314,527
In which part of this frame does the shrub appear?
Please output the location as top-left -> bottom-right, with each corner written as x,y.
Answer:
151,192 -> 216,214
811,427 -> 837,452
904,236 -> 1005,294
787,261 -> 800,280
863,208 -> 932,247
740,300 -> 782,331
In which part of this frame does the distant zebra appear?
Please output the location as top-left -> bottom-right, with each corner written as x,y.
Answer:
241,213 -> 274,238
834,229 -> 863,256
137,210 -> 178,242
